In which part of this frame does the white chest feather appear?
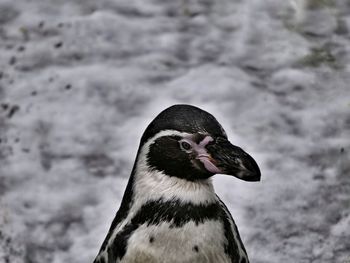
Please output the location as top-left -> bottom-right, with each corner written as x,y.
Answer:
120,220 -> 231,263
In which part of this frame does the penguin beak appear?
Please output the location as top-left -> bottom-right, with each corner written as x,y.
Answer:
206,137 -> 261,181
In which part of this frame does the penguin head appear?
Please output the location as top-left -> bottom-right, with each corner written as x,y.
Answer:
138,104 -> 260,182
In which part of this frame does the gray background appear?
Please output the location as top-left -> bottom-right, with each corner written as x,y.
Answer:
0,0 -> 349,262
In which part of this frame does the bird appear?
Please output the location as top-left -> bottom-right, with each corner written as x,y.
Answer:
93,104 -> 261,263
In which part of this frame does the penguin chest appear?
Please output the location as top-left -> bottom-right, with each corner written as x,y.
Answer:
120,220 -> 231,263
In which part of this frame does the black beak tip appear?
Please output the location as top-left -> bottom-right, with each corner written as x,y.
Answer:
239,158 -> 261,182
245,170 -> 261,182
240,159 -> 261,182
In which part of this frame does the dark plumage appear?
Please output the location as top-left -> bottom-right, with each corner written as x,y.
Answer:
94,104 -> 261,263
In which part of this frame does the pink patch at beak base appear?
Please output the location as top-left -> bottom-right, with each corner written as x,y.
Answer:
197,155 -> 222,174
192,135 -> 222,174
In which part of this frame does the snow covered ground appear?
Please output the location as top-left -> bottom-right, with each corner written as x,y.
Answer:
0,0 -> 349,262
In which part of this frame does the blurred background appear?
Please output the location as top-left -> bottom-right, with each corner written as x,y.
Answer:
0,0 -> 349,262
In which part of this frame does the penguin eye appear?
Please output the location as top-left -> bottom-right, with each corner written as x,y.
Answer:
180,141 -> 192,151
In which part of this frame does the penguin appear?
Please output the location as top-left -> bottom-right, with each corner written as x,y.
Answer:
94,104 -> 261,263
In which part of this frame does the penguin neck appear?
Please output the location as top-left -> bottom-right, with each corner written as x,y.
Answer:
111,146 -> 218,240
131,155 -> 217,206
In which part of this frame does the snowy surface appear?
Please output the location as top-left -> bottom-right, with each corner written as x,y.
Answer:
0,0 -> 349,262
